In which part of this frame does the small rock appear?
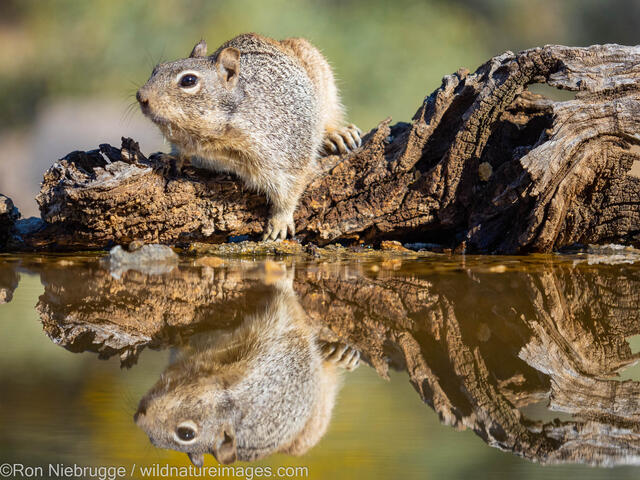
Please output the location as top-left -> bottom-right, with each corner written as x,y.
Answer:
305,243 -> 321,258
128,240 -> 145,252
0,194 -> 18,218
380,240 -> 411,252
454,241 -> 467,254
104,244 -> 178,278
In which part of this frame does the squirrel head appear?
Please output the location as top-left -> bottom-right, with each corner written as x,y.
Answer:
134,369 -> 239,466
136,40 -> 243,147
133,304 -> 322,467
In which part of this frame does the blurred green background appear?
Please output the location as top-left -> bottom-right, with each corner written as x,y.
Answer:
0,0 -> 639,215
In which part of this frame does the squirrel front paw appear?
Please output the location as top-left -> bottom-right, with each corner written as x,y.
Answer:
150,153 -> 190,178
320,342 -> 360,371
262,212 -> 295,241
321,124 -> 362,156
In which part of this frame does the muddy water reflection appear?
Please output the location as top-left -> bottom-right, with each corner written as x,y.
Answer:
2,253 -> 640,467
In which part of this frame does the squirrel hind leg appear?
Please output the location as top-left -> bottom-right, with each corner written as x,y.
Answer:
279,37 -> 347,133
321,124 -> 362,156
319,341 -> 360,371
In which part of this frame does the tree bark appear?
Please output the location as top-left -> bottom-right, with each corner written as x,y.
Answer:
3,44 -> 640,253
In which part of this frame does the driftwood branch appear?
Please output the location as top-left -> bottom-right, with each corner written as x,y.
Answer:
2,44 -> 640,252
7,254 -> 639,465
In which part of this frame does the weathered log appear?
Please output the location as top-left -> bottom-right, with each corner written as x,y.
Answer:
9,254 -> 640,465
5,44 -> 640,252
35,260 -> 271,365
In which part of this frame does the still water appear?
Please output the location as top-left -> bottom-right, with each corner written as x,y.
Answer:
1,250 -> 639,480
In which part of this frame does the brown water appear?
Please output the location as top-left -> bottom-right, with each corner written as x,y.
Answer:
1,251 -> 639,480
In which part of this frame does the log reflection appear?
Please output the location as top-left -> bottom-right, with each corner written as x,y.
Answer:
16,254 -> 640,466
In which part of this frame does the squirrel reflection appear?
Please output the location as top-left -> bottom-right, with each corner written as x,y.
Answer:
134,269 -> 359,466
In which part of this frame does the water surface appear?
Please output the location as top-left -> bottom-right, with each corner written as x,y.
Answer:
1,251 -> 639,479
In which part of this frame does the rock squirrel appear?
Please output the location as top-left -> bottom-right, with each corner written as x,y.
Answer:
137,33 -> 361,240
134,270 -> 360,466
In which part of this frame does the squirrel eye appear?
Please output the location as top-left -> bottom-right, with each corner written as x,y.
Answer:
176,426 -> 197,441
179,74 -> 198,88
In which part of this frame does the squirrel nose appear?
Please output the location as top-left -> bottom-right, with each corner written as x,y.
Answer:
136,90 -> 149,108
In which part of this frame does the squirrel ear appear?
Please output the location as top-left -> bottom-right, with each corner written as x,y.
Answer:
210,428 -> 237,465
189,40 -> 207,58
187,453 -> 204,468
216,47 -> 240,87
